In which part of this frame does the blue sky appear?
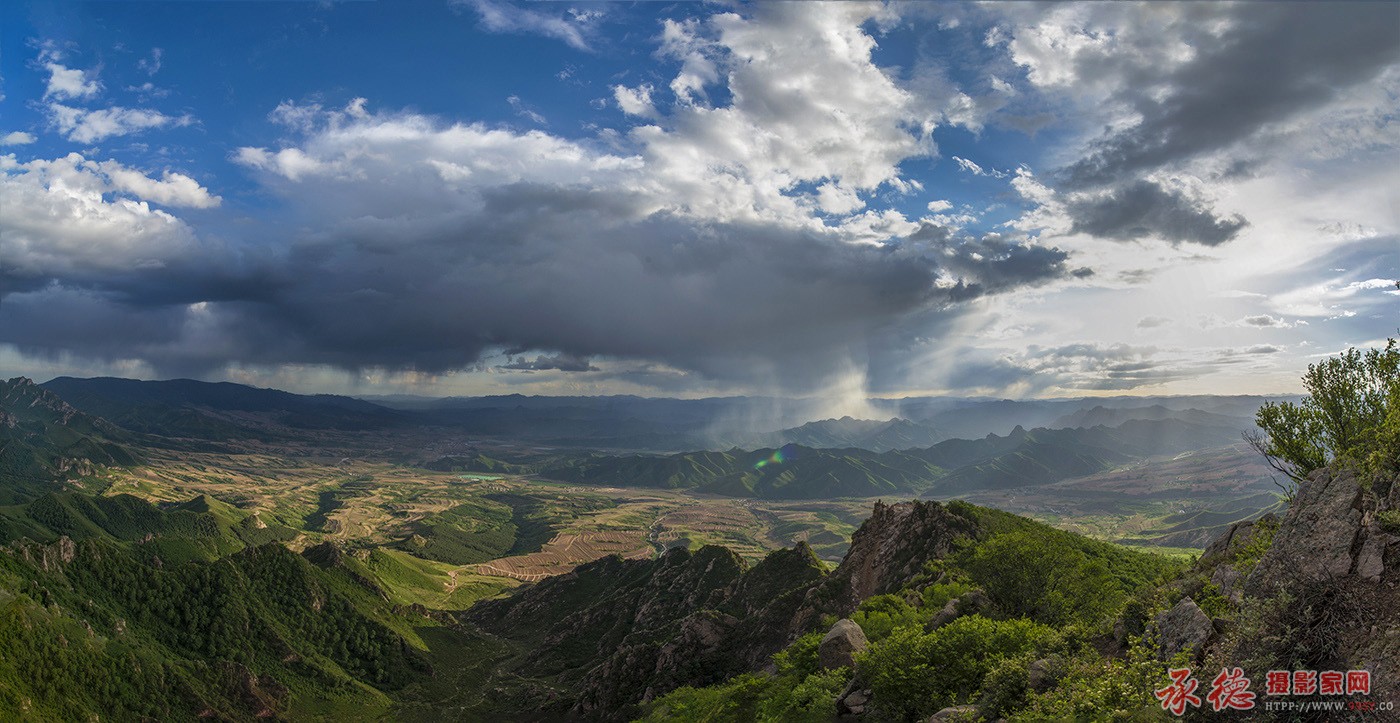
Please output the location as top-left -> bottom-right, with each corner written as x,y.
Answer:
1,1 -> 1397,407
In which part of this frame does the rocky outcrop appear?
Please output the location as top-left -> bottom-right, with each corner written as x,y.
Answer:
1246,468 -> 1369,591
1210,564 -> 1245,604
789,500 -> 977,635
0,378 -> 138,504
466,500 -> 980,720
1206,466 -> 1400,707
469,543 -> 827,719
837,683 -> 873,716
1154,597 -> 1214,660
1199,513 -> 1277,566
819,619 -> 868,670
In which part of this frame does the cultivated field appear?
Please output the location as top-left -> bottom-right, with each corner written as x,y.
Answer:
471,530 -> 653,581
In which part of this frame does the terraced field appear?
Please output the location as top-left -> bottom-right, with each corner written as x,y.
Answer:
100,439 -> 1276,588
471,530 -> 654,581
100,445 -> 869,589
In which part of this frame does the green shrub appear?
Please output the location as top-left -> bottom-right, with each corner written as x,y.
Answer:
1250,338 -> 1399,488
978,654 -> 1036,719
637,674 -> 770,722
852,594 -> 926,642
963,530 -> 1125,627
921,578 -> 976,611
1013,635 -> 1177,721
771,631 -> 824,679
1195,582 -> 1231,618
858,615 -> 1058,719
756,667 -> 848,722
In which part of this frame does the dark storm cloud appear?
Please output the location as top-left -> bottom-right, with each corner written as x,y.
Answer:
907,223 -> 1076,303
0,187 -> 1083,391
498,352 -> 599,372
1066,180 -> 1247,246
1061,3 -> 1400,188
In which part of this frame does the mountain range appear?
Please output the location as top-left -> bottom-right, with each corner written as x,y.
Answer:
433,416 -> 1248,499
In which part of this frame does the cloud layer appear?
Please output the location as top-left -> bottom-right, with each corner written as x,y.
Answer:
1,2 -> 1396,400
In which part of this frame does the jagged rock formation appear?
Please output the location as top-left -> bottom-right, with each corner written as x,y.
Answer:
1245,468 -> 1391,589
1198,513 -> 1276,566
787,499 -> 977,636
1200,466 -> 1400,709
467,543 -> 826,718
465,499 -> 978,719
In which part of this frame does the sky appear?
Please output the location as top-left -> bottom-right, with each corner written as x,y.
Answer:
0,1 -> 1397,407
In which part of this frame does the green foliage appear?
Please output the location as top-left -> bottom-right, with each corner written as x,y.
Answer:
1195,582 -> 1231,619
0,378 -> 139,504
1230,515 -> 1280,576
648,499 -> 1183,722
921,578 -> 976,611
396,498 -> 517,565
0,489 -> 446,720
978,653 -> 1038,719
1013,635 -> 1176,721
1378,509 -> 1400,534
858,615 -> 1058,719
1251,338 -> 1400,485
963,530 -> 1125,627
396,492 -> 610,566
643,635 -> 847,723
770,631 -> 824,680
755,667 -> 848,722
637,674 -> 771,722
958,505 -> 1184,595
852,594 -> 926,642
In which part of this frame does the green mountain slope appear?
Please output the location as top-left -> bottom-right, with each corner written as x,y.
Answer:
0,496 -> 440,721
0,378 -> 140,504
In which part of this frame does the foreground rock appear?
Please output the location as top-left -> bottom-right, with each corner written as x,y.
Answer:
927,704 -> 979,721
1205,466 -> 1400,708
1154,596 -> 1214,660
819,619 -> 868,670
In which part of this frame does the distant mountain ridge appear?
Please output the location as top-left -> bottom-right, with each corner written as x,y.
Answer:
745,416 -> 945,452
433,416 -> 1246,499
41,376 -> 402,441
35,376 -> 1284,453
1049,403 -> 1249,431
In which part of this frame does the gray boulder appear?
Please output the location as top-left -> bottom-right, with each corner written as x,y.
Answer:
926,589 -> 992,630
1200,513 -> 1277,565
819,619 -> 868,671
1209,564 -> 1244,604
927,705 -> 979,722
1155,596 -> 1214,660
1027,658 -> 1057,692
837,686 -> 871,716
